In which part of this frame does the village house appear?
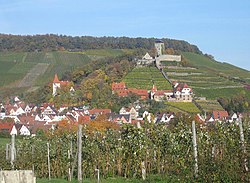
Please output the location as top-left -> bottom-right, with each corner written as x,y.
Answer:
150,85 -> 174,101
155,112 -> 175,124
108,113 -> 131,124
172,82 -> 193,102
119,106 -> 138,120
112,82 -> 149,99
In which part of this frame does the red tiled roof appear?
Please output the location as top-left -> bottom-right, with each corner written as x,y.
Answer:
112,82 -> 126,91
116,90 -> 129,97
53,74 -> 60,83
88,108 -> 112,115
128,88 -> 148,96
79,115 -> 90,123
0,122 -> 14,133
18,114 -> 36,125
53,74 -> 70,86
60,81 -> 70,86
151,85 -> 157,92
212,110 -> 229,120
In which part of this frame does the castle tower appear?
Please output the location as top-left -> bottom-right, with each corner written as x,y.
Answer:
155,40 -> 165,57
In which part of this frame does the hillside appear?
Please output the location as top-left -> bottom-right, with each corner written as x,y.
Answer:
165,52 -> 250,100
0,52 -> 90,94
123,67 -> 172,90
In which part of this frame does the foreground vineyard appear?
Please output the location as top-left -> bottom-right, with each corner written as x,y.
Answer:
0,119 -> 249,182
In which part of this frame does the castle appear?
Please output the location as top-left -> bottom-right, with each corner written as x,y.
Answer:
137,40 -> 181,67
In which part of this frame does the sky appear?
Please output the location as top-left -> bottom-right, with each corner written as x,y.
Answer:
0,0 -> 250,70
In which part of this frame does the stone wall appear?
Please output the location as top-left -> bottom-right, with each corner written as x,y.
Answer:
0,170 -> 36,183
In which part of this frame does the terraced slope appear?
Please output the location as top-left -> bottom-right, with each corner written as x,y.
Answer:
164,52 -> 250,100
123,66 -> 172,90
0,52 -> 91,89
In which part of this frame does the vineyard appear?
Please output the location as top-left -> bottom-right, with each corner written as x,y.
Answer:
0,119 -> 249,182
182,52 -> 250,79
123,67 -> 172,90
0,52 -> 91,89
164,52 -> 250,100
195,100 -> 224,113
166,102 -> 201,114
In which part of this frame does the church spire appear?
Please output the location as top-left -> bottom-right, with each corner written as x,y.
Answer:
53,74 -> 60,83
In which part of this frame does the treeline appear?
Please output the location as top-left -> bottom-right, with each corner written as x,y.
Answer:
0,34 -> 201,53
218,91 -> 250,113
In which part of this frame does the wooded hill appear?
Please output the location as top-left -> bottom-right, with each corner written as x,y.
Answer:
0,34 -> 201,53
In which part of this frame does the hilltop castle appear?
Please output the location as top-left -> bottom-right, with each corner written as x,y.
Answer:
137,40 -> 181,67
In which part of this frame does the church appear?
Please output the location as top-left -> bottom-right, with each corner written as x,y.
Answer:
52,74 -> 74,96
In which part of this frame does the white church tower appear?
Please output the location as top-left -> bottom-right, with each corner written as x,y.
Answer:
52,74 -> 61,96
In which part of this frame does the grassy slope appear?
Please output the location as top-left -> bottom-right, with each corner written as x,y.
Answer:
182,52 -> 250,78
166,102 -> 201,114
0,49 -> 131,90
177,52 -> 250,100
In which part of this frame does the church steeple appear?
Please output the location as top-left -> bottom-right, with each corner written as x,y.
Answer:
53,74 -> 60,83
151,85 -> 157,93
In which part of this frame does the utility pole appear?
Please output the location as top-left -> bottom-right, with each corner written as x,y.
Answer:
192,121 -> 198,178
78,124 -> 83,182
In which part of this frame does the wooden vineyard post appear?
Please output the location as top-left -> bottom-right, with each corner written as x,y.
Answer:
137,121 -> 146,180
10,134 -> 15,169
192,121 -> 198,178
6,144 -> 9,160
47,142 -> 51,180
78,124 -> 83,182
239,117 -> 249,172
68,138 -> 73,182
95,169 -> 100,183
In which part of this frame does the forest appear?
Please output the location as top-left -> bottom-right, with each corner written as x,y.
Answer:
0,34 -> 201,53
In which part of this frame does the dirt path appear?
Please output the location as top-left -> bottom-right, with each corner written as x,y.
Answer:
18,63 -> 50,88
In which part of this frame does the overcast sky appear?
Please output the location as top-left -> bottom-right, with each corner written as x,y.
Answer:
0,0 -> 250,70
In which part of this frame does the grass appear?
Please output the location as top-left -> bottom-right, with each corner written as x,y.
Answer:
166,102 -> 201,114
0,137 -> 10,150
193,87 -> 249,100
37,175 -> 177,183
182,52 -> 250,79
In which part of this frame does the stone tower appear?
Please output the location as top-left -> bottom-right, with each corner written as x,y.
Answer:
155,40 -> 165,57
